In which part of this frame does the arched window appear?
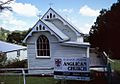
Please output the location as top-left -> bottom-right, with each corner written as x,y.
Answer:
43,26 -> 45,30
53,14 -> 55,18
47,15 -> 49,19
39,25 -> 41,30
36,26 -> 38,30
50,13 -> 52,18
37,35 -> 50,56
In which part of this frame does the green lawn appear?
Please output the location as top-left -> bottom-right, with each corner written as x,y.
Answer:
111,60 -> 120,72
0,75 -> 23,84
0,75 -> 108,84
0,76 -> 57,84
2,60 -> 120,84
1,60 -> 120,84
26,76 -> 57,84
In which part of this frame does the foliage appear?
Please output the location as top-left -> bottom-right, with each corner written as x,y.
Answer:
0,27 -> 10,41
0,27 -> 28,45
7,32 -> 24,45
111,60 -> 120,72
0,0 -> 29,45
84,34 -> 90,42
89,1 -> 120,59
6,29 -> 31,46
0,0 -> 13,12
0,51 -> 7,67
6,59 -> 27,68
0,27 -> 30,46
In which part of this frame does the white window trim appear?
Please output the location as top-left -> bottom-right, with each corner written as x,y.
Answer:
36,55 -> 51,58
35,37 -> 51,59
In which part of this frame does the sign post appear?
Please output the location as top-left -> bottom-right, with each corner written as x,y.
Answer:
54,57 -> 90,81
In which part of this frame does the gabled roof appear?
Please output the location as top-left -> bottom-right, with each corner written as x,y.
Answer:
23,8 -> 86,43
41,20 -> 69,41
23,19 -> 69,43
41,8 -> 83,36
0,41 -> 26,53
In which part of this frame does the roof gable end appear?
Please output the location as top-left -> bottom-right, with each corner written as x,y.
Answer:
41,8 -> 83,36
23,19 -> 69,43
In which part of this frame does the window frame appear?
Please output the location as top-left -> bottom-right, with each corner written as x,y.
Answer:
35,35 -> 51,58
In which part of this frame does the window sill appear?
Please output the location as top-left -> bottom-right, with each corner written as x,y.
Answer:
36,56 -> 51,59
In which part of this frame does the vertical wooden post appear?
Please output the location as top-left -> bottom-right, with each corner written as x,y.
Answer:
22,69 -> 26,84
107,63 -> 112,84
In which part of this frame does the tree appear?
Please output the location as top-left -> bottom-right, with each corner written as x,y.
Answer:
0,51 -> 7,67
7,32 -> 22,44
0,27 -> 10,41
6,59 -> 27,68
89,1 -> 120,59
0,0 -> 13,12
7,30 -> 28,45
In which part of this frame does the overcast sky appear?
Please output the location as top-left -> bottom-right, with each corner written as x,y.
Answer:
0,0 -> 117,34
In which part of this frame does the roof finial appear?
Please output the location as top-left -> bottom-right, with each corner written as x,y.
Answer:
37,13 -> 42,19
49,1 -> 54,8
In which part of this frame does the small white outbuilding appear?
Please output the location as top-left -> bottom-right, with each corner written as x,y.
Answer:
0,40 -> 27,60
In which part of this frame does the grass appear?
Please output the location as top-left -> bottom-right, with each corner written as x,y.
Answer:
1,60 -> 120,84
111,60 -> 120,72
0,75 -> 23,84
0,76 -> 57,84
0,75 -> 108,84
2,60 -> 120,84
26,76 -> 57,84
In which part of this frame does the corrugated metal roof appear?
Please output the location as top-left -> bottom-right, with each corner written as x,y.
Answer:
0,41 -> 26,53
41,20 -> 69,41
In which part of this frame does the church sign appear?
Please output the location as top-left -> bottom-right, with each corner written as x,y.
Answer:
54,57 -> 90,81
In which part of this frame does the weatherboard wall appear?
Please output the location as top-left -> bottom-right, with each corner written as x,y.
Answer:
26,31 -> 87,74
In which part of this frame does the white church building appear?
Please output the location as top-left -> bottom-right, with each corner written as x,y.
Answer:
23,8 -> 90,75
